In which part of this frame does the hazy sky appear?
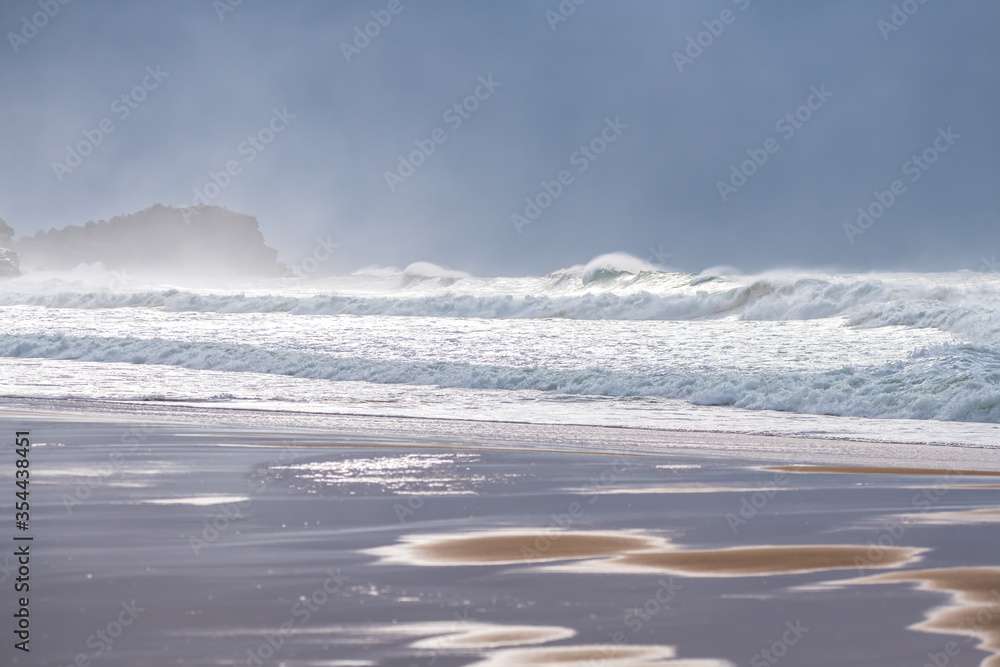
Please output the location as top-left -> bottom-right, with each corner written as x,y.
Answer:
1,0 -> 997,275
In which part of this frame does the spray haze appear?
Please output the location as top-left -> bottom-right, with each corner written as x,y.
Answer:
0,1 -> 997,276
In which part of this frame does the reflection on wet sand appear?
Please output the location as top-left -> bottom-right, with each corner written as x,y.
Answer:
768,465 -> 1000,477
564,485 -> 806,495
852,567 -> 1000,667
898,508 -> 1000,525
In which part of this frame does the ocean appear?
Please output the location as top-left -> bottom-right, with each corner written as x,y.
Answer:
2,252 -> 999,447
6,252 -> 1000,667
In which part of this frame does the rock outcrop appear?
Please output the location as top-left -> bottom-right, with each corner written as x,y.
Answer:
14,204 -> 285,277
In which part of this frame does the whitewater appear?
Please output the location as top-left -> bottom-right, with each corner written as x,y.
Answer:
2,253 -> 1000,447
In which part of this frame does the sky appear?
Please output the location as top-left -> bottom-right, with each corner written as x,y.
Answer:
1,0 -> 998,276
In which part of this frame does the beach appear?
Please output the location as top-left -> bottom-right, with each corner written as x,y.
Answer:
5,0 -> 999,663
5,402 -> 1000,667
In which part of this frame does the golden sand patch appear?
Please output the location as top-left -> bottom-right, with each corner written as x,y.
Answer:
852,568 -> 1000,667
407,532 -> 662,565
379,531 -> 922,576
768,465 -> 1000,477
615,544 -> 921,576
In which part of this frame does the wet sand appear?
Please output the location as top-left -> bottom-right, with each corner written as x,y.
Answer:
388,534 -> 922,576
406,532 -> 662,565
615,544 -> 921,576
852,568 -> 1000,667
4,404 -> 1000,666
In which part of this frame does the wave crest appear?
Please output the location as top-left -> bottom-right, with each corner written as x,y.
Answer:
1,333 -> 998,423
4,264 -> 1000,345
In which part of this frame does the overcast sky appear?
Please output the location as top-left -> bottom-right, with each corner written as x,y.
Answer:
1,0 -> 997,275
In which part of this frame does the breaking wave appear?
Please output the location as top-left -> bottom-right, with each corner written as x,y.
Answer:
3,273 -> 1000,342
3,255 -> 1000,347
1,333 -> 999,423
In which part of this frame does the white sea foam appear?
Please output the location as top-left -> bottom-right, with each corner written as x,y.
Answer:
2,269 -> 999,343
3,254 -> 999,427
579,252 -> 661,284
1,333 -> 997,423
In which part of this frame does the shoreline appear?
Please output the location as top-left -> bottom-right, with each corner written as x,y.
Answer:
4,395 -> 1000,458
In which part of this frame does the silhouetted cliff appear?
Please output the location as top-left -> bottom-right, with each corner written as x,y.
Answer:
14,205 -> 284,277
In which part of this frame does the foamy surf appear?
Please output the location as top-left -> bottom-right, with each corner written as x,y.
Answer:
2,254 -> 999,436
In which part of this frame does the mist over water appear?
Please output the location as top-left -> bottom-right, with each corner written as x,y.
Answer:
1,2 -> 998,275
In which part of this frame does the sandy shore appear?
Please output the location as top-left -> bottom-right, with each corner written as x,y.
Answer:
3,403 -> 1000,666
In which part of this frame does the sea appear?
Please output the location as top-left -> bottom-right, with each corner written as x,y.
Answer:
2,252 -> 1000,448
